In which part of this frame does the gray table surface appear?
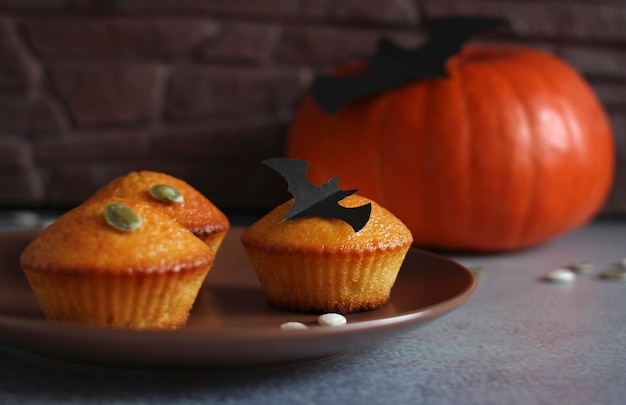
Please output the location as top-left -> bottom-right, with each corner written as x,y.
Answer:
0,211 -> 625,405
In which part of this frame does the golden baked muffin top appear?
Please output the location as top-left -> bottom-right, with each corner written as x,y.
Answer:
20,198 -> 214,275
87,171 -> 229,237
241,194 -> 413,253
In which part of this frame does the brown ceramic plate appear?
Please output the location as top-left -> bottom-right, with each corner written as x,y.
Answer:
0,227 -> 476,370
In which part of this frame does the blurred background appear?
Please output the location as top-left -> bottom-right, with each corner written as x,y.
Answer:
0,0 -> 624,218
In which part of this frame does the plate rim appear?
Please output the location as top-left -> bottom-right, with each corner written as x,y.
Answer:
0,228 -> 477,369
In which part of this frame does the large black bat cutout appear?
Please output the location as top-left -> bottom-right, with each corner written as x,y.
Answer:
262,158 -> 372,232
313,16 -> 508,114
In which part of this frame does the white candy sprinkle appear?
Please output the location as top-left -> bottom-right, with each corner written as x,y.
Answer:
280,322 -> 308,330
317,313 -> 347,326
544,268 -> 576,284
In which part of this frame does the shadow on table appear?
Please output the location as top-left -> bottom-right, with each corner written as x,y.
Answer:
0,344 -> 370,403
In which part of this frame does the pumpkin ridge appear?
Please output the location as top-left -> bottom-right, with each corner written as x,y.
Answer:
501,60 -> 542,246
413,80 -> 448,245
562,66 -> 611,228
477,56 -> 536,248
450,48 -> 532,249
528,54 -> 614,229
500,50 -> 611,242
412,69 -> 474,248
450,60 -> 474,247
374,83 -> 416,239
372,90 -> 394,209
525,57 -> 586,233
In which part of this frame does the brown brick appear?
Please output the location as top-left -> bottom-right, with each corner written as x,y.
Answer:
423,1 -> 626,43
23,17 -> 219,58
273,25 -> 424,66
72,0 -> 419,25
70,0 -> 299,18
198,22 -> 281,63
0,137 -> 43,204
37,130 -> 151,161
0,171 -> 44,205
44,163 -> 127,205
0,0 -> 65,11
0,18 -> 42,90
0,94 -> 68,134
274,26 -> 380,65
148,122 -> 285,159
557,46 -> 626,80
610,113 -> 626,154
0,136 -> 32,170
49,63 -> 167,127
166,66 -> 309,118
302,0 -> 419,25
591,81 -> 626,111
602,112 -> 626,215
188,0 -> 298,17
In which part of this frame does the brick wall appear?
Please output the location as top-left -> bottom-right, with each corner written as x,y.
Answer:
0,0 -> 625,216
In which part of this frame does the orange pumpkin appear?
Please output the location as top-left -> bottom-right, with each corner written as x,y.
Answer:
286,44 -> 615,251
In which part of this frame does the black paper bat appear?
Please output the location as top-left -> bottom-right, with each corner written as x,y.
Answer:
262,158 -> 372,232
313,16 -> 508,114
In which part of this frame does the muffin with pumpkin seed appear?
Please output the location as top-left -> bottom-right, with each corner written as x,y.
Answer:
87,171 -> 229,254
19,198 -> 215,329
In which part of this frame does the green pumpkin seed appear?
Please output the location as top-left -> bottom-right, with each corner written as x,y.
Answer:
567,261 -> 593,274
149,184 -> 184,203
468,266 -> 484,277
104,202 -> 142,231
598,270 -> 626,281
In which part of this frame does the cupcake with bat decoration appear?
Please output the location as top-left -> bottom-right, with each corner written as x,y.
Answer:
241,158 -> 413,314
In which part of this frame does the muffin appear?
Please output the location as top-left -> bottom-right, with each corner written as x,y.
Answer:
241,194 -> 413,313
19,198 -> 215,329
87,171 -> 229,253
